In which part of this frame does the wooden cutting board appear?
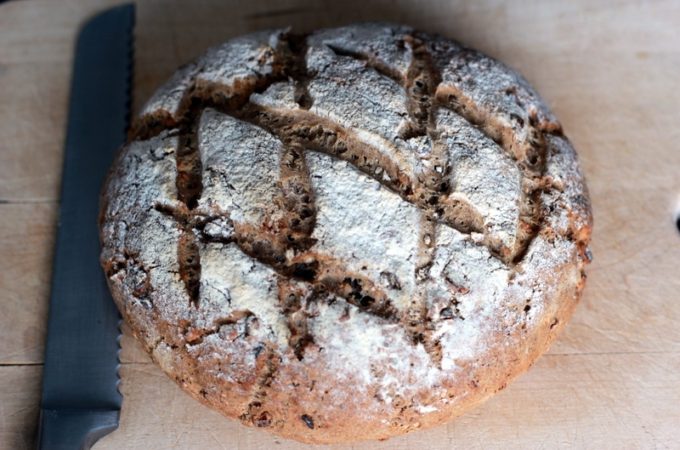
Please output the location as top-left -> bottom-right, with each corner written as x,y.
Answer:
1,1 -> 678,448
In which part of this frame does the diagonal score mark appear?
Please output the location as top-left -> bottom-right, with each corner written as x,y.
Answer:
403,35 -> 445,367
325,43 -> 405,86
183,309 -> 254,346
277,277 -> 315,361
174,89 -> 204,308
238,343 -> 281,428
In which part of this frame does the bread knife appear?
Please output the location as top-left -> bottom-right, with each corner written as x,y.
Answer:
37,4 -> 134,449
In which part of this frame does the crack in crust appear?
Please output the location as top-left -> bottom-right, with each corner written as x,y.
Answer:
410,215 -> 441,367
277,278 -> 315,360
183,309 -> 254,346
277,143 -> 317,248
239,345 -> 281,428
326,43 -> 405,86
402,35 -> 441,138
103,249 -> 153,303
172,89 -> 205,307
178,231 -> 201,308
128,29 -> 554,366
280,33 -> 313,109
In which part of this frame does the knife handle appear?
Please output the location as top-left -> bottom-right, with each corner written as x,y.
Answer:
37,409 -> 120,450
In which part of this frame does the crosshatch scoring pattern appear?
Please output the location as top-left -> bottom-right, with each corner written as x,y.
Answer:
99,24 -> 591,443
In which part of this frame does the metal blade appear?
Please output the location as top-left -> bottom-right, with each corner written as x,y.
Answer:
38,4 -> 135,449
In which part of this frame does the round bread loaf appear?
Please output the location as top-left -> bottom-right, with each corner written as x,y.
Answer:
100,24 -> 592,443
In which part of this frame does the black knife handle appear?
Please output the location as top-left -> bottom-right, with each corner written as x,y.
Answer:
38,409 -> 120,450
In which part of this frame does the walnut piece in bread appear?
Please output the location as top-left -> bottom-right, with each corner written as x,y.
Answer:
100,24 -> 592,443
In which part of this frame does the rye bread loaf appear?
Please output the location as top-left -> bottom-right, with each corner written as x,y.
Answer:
99,24 -> 592,444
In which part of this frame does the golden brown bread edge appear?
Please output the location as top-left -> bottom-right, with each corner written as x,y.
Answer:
103,250 -> 588,444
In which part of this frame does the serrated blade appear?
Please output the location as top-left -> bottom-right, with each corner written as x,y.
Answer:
38,4 -> 135,450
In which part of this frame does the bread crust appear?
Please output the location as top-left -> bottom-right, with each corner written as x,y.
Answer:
100,24 -> 592,444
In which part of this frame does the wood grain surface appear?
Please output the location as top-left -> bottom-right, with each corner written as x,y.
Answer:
1,0 -> 679,449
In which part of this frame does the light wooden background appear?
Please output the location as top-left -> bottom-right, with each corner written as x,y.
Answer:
1,1 -> 679,449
